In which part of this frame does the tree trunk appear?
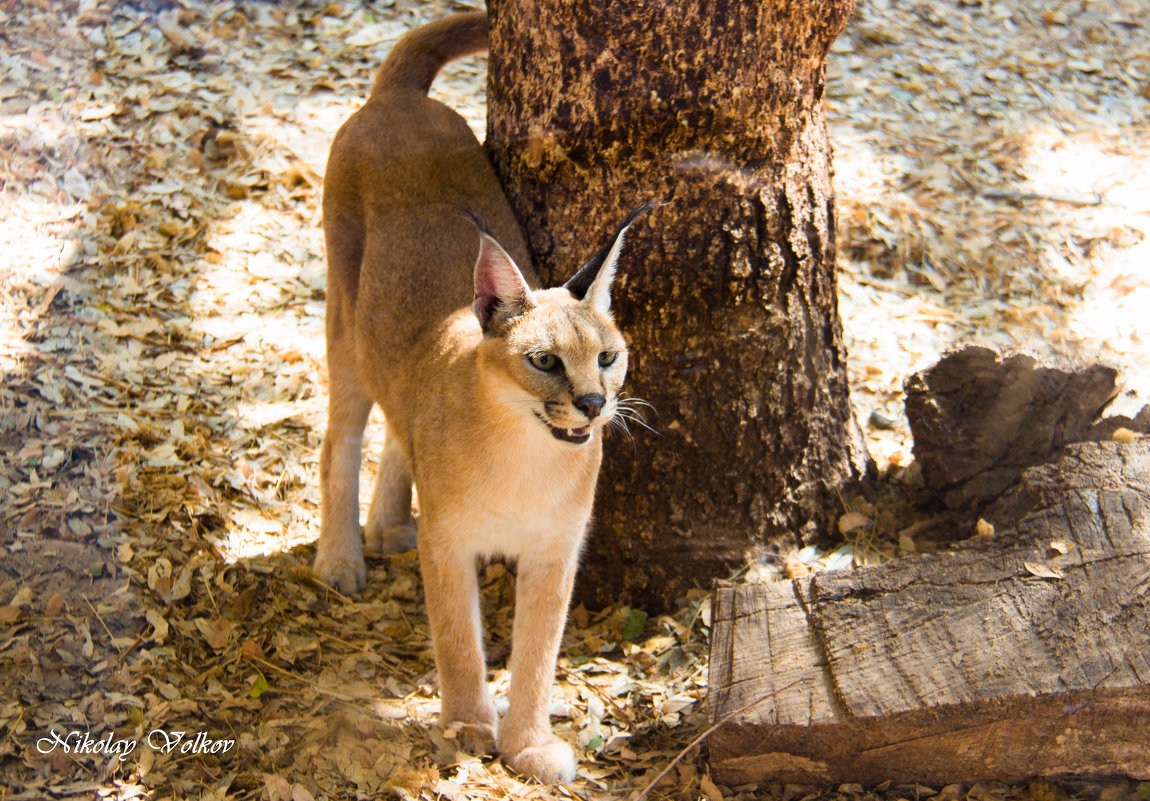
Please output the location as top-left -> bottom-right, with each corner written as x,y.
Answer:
486,0 -> 867,611
708,439 -> 1150,786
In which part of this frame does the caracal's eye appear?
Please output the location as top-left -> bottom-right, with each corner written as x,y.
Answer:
598,351 -> 618,368
528,353 -> 559,372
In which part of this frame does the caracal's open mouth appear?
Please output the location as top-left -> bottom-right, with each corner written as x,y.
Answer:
534,412 -> 592,445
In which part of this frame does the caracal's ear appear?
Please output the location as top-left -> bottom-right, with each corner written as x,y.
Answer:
463,210 -> 538,334
563,202 -> 661,314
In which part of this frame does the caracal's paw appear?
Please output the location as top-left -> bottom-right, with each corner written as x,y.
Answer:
503,738 -> 576,784
365,521 -> 417,556
445,720 -> 497,756
312,548 -> 365,595
442,696 -> 498,755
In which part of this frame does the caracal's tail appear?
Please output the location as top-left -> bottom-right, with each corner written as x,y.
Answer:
370,11 -> 488,98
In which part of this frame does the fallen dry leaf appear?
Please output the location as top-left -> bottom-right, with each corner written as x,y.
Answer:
838,510 -> 871,535
1112,427 -> 1138,443
1023,561 -> 1066,580
44,594 -> 66,615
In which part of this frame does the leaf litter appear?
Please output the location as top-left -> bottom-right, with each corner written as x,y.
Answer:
0,0 -> 1146,799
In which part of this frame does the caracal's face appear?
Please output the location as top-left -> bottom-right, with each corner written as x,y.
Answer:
482,288 -> 628,446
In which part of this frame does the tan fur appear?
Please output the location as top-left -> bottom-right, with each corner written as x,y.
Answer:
312,12 -> 633,784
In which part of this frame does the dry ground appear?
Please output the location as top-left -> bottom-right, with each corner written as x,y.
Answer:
0,0 -> 1147,799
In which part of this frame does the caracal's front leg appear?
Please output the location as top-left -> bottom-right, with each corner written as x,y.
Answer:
499,552 -> 580,784
419,530 -> 497,755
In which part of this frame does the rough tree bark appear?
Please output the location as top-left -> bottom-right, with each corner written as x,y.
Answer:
486,0 -> 867,611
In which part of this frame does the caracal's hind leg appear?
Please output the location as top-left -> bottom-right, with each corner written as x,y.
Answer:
313,342 -> 373,594
365,425 -> 417,554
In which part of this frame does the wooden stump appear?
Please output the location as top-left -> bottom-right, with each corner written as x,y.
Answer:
708,351 -> 1150,785
905,346 -> 1149,511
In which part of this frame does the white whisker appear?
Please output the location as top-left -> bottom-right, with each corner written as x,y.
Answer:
614,410 -> 660,437
606,415 -> 637,448
608,415 -> 632,436
619,395 -> 655,412
617,406 -> 649,425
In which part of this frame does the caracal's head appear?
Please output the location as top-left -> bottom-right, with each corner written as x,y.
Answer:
468,206 -> 654,447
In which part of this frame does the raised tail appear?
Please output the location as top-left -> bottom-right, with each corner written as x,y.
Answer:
370,11 -> 488,98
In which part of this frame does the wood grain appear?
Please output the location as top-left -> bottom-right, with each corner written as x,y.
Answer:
710,440 -> 1150,785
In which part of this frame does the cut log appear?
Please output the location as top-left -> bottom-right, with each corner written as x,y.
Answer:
904,346 -> 1150,511
708,439 -> 1150,786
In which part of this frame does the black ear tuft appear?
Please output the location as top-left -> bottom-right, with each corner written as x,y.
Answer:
563,202 -> 662,300
457,205 -> 492,237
